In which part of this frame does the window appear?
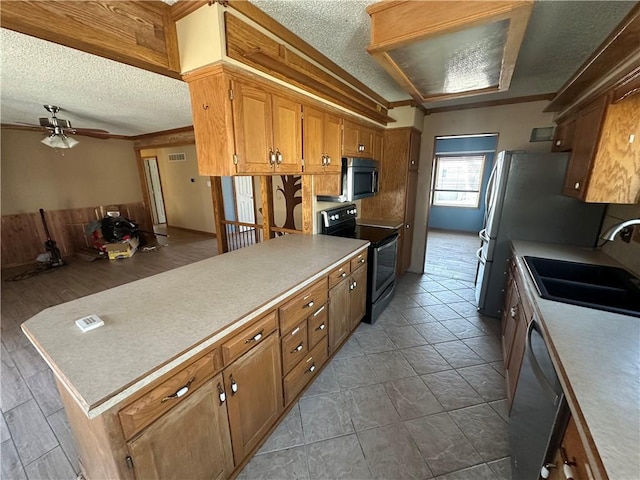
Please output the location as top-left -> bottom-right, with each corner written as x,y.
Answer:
432,154 -> 485,208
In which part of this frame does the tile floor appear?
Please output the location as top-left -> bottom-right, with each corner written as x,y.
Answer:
2,228 -> 509,480
237,229 -> 511,480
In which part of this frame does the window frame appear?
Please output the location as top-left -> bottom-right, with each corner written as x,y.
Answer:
431,154 -> 487,209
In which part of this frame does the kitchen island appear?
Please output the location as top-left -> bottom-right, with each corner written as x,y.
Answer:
21,234 -> 369,479
510,241 -> 640,480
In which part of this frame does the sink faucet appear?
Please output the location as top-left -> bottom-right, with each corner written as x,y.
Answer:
600,218 -> 640,241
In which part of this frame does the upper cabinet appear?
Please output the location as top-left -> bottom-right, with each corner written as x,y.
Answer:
344,120 -> 374,158
303,105 -> 342,175
559,87 -> 640,203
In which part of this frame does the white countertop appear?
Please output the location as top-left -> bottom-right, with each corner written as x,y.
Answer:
22,234 -> 369,417
511,241 -> 640,480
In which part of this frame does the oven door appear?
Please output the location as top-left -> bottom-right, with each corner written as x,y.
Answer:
371,232 -> 398,303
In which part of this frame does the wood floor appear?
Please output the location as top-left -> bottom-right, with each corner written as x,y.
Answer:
1,227 -> 218,479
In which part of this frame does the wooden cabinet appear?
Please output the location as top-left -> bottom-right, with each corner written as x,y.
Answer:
343,120 -> 375,158
502,257 -> 534,410
373,131 -> 384,161
232,80 -> 302,175
360,127 -> 421,276
560,88 -> 640,203
303,105 -> 342,174
328,251 -> 368,352
546,416 -> 596,480
127,376 -> 234,480
551,117 -> 575,152
224,331 -> 283,465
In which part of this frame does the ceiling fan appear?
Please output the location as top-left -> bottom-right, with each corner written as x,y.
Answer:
20,105 -> 110,149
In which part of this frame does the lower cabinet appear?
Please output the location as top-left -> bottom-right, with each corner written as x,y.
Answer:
127,376 -> 234,480
546,416 -> 593,480
329,254 -> 368,352
224,331 -> 283,465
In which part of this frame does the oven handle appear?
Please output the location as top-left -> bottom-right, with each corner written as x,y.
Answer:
376,231 -> 399,248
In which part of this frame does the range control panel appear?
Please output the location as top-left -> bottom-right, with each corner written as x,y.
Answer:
319,204 -> 357,230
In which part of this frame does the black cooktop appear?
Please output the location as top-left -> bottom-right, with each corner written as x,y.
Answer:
328,224 -> 397,246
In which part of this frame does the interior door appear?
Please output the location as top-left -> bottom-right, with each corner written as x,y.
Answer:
233,176 -> 256,232
143,157 -> 166,225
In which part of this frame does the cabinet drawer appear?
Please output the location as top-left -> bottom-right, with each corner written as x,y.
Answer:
281,320 -> 309,375
328,261 -> 351,289
279,279 -> 328,334
308,304 -> 328,348
222,311 -> 278,365
350,250 -> 368,271
283,336 -> 329,406
119,353 -> 216,440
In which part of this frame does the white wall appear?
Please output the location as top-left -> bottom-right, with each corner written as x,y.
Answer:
140,145 -> 216,234
411,100 -> 556,271
1,129 -> 142,214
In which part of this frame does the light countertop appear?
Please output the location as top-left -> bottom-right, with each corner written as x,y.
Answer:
511,241 -> 640,480
22,234 -> 369,418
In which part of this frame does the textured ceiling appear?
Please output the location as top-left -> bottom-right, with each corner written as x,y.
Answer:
0,1 -> 636,137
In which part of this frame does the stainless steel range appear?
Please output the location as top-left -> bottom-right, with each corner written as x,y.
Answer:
319,204 -> 398,324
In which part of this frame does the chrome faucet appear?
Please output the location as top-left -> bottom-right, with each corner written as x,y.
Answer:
600,218 -> 640,241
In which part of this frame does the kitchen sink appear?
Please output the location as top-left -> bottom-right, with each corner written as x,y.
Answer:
523,256 -> 640,318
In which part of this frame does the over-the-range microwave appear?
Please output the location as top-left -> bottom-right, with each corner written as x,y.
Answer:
317,157 -> 379,202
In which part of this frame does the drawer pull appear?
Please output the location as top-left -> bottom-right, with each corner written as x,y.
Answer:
510,305 -> 518,318
217,383 -> 226,404
359,258 -> 365,264
291,326 -> 301,336
350,281 -> 357,290
304,300 -> 314,309
161,377 -> 194,403
340,272 -> 347,278
246,330 -> 263,344
312,305 -> 326,317
291,343 -> 304,353
316,323 -> 326,331
305,364 -> 316,374
230,375 -> 238,395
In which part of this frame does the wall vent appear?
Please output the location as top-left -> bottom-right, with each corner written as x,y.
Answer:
168,153 -> 186,162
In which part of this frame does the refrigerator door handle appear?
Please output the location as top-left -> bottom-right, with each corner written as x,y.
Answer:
484,163 -> 498,222
479,228 -> 490,242
475,247 -> 485,263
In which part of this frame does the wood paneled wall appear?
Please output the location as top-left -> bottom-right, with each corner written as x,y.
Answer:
1,202 -> 152,268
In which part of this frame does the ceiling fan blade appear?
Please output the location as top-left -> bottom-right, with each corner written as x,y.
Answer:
15,121 -> 46,128
71,128 -> 111,139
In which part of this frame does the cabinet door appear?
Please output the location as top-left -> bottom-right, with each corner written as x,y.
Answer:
343,121 -> 361,157
349,266 -> 367,331
501,277 -> 519,366
273,94 -> 302,174
359,127 -> 374,158
408,130 -> 421,171
324,113 -> 343,173
551,118 -> 575,153
128,376 -> 234,480
400,171 -> 418,275
506,311 -> 528,408
302,105 -> 326,174
225,332 -> 283,465
563,96 -> 609,199
232,81 -> 274,174
328,278 -> 350,353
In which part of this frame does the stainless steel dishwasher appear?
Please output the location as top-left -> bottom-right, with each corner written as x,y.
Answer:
509,319 -> 569,480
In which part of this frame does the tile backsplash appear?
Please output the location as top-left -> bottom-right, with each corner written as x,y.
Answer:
600,203 -> 640,276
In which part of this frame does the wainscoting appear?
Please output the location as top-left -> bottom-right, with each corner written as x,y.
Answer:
1,202 -> 152,267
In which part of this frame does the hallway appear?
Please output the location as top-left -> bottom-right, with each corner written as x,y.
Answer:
425,229 -> 479,283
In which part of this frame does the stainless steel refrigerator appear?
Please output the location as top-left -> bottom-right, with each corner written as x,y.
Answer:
475,151 -> 606,318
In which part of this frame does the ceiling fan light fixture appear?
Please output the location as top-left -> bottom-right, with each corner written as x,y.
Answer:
41,133 -> 79,149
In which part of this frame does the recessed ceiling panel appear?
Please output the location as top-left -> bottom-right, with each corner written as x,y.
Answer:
389,20 -> 509,96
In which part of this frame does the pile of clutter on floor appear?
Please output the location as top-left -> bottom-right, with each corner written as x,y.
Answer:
85,207 -> 144,260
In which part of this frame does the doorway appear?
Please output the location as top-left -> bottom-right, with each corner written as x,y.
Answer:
424,134 -> 498,285
143,157 -> 167,225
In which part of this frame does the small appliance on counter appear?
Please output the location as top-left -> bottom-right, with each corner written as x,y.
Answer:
317,157 -> 379,202
319,204 -> 398,324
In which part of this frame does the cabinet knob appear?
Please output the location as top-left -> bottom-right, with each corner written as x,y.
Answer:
161,377 -> 195,403
245,330 -> 263,343
217,383 -> 226,404
573,182 -> 581,191
304,300 -> 315,308
411,160 -> 415,165
359,258 -> 365,264
406,224 -> 410,229
340,271 -> 347,278
230,375 -> 238,394
292,343 -> 304,353
275,149 -> 283,165
268,150 -> 276,165
321,155 -> 327,166
305,364 -> 316,374
326,156 -> 331,165
510,305 -> 518,318
555,140 -> 562,146
316,323 -> 326,331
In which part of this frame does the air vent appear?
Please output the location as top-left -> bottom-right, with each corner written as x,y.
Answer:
168,153 -> 186,162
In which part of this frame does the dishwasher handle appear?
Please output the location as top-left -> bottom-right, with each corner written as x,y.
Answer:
526,320 -> 561,405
